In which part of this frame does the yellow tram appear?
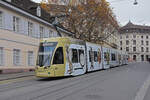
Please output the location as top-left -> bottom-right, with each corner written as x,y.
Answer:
35,37 -> 128,78
36,37 -> 86,77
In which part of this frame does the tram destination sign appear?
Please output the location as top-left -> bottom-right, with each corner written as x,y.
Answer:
41,42 -> 57,46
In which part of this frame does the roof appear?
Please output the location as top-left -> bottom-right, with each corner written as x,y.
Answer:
5,0 -> 51,23
119,21 -> 150,34
120,21 -> 150,30
1,0 -> 74,35
47,4 -> 67,14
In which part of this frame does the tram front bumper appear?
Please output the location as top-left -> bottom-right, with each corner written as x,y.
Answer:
35,67 -> 55,77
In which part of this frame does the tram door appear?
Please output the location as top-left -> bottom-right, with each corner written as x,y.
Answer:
69,44 -> 86,76
52,47 -> 65,76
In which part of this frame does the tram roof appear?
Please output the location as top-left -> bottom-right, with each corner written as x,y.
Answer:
40,37 -> 85,43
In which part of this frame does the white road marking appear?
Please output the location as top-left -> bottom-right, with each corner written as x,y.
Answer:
134,74 -> 150,100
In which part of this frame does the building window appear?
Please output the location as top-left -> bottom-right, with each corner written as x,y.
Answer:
40,26 -> 44,38
49,30 -> 57,37
133,55 -> 136,61
48,30 -> 53,37
126,35 -> 129,38
28,22 -> 34,37
120,36 -> 122,39
13,16 -> 20,32
28,51 -> 34,66
120,41 -> 122,45
133,47 -> 136,52
146,47 -> 149,52
0,47 -> 4,66
13,49 -> 20,66
146,55 -> 149,61
0,11 -> 3,28
146,41 -> 149,46
133,40 -> 136,45
120,47 -> 122,50
133,35 -> 136,38
141,47 -> 144,52
126,47 -> 129,52
126,40 -> 129,45
141,36 -> 143,39
141,40 -> 144,45
146,36 -> 149,39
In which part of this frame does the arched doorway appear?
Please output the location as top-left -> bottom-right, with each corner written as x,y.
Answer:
133,55 -> 136,61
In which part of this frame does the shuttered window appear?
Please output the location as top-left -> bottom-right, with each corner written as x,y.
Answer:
28,22 -> 34,37
40,26 -> 44,38
0,47 -> 4,66
13,49 -> 20,66
0,11 -> 2,28
13,16 -> 20,32
28,51 -> 34,66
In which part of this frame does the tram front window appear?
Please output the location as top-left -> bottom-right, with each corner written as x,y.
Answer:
37,42 -> 57,67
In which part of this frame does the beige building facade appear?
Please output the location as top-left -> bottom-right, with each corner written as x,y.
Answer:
119,21 -> 150,62
0,0 -> 73,73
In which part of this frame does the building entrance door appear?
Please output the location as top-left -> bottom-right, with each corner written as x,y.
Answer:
141,55 -> 144,61
133,55 -> 136,61
146,55 -> 149,61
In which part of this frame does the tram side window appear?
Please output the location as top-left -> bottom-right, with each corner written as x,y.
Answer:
89,51 -> 91,62
104,52 -> 107,61
53,47 -> 64,64
79,50 -> 84,62
94,51 -> 98,62
72,49 -> 78,63
111,53 -> 116,61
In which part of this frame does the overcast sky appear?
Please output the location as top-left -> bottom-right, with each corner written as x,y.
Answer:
33,0 -> 150,26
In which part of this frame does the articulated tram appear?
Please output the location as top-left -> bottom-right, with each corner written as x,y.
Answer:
35,37 -> 128,77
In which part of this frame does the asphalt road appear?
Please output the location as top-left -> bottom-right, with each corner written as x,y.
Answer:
0,62 -> 150,100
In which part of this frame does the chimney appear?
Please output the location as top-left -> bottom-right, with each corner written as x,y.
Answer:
36,6 -> 41,17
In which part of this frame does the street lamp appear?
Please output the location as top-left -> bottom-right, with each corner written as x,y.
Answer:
133,0 -> 138,5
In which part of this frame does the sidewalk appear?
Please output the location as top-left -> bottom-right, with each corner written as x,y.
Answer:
0,67 -> 35,74
0,71 -> 35,81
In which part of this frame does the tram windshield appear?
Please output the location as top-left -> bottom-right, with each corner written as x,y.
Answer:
37,42 -> 57,67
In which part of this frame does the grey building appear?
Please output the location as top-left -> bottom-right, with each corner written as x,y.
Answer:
119,21 -> 150,62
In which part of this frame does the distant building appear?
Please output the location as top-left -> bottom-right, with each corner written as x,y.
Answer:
0,0 -> 73,72
119,21 -> 150,62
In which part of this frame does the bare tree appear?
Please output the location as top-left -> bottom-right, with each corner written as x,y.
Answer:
41,0 -> 119,43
